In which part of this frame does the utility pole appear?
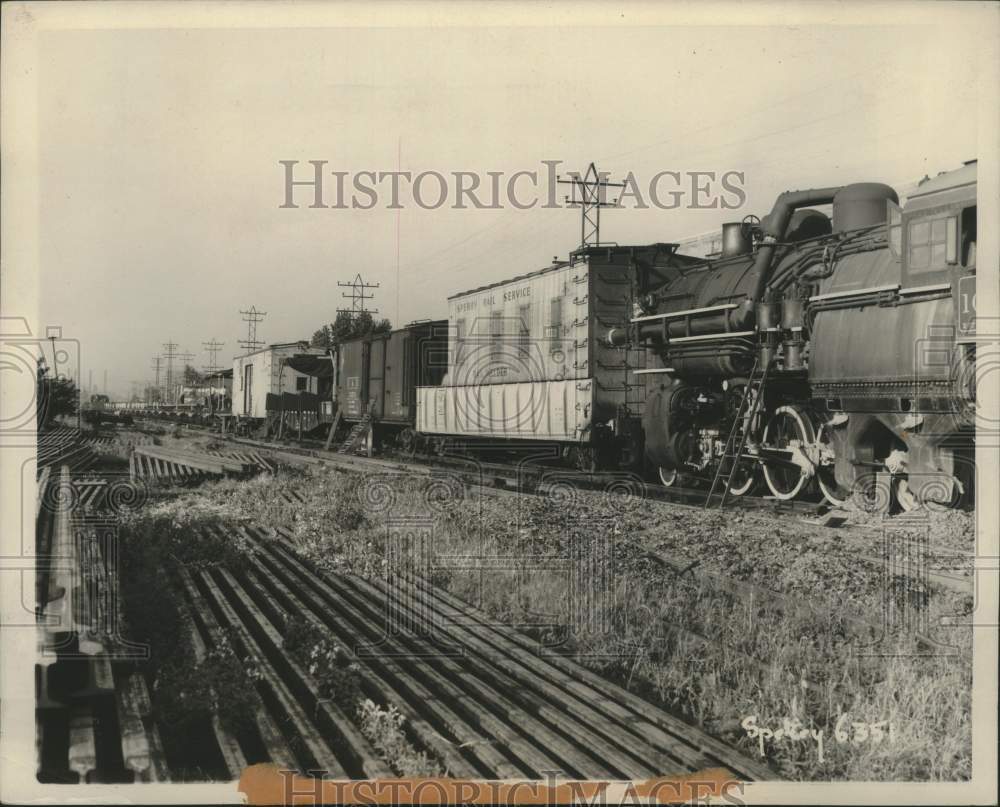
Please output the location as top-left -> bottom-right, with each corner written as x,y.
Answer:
557,162 -> 625,248
337,274 -> 379,320
238,307 -> 267,353
150,356 -> 163,403
202,338 -> 225,375
161,342 -> 194,405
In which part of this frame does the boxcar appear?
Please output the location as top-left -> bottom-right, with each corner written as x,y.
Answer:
415,244 -> 690,469
232,342 -> 327,420
335,320 -> 449,444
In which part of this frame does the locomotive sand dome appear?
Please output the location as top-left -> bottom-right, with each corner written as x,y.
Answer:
415,244 -> 699,470
623,163 -> 977,510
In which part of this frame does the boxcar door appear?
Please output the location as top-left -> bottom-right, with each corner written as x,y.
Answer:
368,338 -> 386,418
243,364 -> 253,416
384,331 -> 408,421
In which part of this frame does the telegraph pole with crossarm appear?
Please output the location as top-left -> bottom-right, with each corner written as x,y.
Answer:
337,274 -> 379,320
557,162 -> 626,249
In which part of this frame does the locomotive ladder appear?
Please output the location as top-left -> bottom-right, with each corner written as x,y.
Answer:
704,356 -> 771,509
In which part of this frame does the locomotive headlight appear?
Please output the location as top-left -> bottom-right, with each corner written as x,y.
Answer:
638,293 -> 658,314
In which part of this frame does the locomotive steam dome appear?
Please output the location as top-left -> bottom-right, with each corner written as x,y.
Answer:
831,182 -> 898,233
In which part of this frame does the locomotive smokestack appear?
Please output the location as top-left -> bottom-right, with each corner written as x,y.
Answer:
721,223 -> 752,258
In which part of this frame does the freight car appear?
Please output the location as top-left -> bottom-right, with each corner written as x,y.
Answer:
81,394 -> 134,426
333,320 -> 449,452
414,247 -> 682,470
616,161 -> 977,510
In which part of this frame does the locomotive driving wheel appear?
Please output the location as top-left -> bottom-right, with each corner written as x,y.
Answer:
725,458 -> 759,497
723,381 -> 762,497
761,405 -> 817,500
816,422 -> 851,507
658,466 -> 680,487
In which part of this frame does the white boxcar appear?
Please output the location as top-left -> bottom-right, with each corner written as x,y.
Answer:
232,342 -> 326,419
416,244 -> 676,461
416,378 -> 595,441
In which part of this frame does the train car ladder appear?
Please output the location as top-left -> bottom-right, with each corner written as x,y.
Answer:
337,399 -> 375,454
337,413 -> 372,455
704,357 -> 771,509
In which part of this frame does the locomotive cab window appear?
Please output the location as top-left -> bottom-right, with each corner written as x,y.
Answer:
906,211 -> 959,275
961,205 -> 977,267
886,199 -> 902,258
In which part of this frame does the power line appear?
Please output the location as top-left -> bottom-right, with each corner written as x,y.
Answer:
337,274 -> 379,319
150,356 -> 163,403
238,306 -> 267,353
202,338 -> 226,374
161,341 -> 193,404
557,162 -> 626,248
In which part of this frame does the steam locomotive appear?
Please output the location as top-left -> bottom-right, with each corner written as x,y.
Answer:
326,162 -> 977,512
615,161 -> 977,510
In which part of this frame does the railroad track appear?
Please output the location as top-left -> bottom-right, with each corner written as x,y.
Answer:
37,427 -> 101,474
33,454 -> 777,782
36,463 -> 169,783
176,522 -> 777,781
218,432 -> 821,509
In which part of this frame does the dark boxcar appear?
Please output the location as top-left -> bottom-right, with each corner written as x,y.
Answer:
336,320 -> 449,427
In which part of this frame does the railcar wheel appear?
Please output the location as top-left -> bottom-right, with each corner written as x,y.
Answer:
398,428 -> 417,458
895,478 -> 919,512
726,461 -> 759,497
762,405 -> 816,500
658,467 -> 679,487
572,446 -> 598,474
816,422 -> 851,507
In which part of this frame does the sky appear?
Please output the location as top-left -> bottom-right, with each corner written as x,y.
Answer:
35,15 -> 984,398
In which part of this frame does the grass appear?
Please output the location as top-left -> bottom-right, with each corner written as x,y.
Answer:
356,699 -> 444,777
117,506 -> 263,777
283,616 -> 364,712
122,460 -> 974,781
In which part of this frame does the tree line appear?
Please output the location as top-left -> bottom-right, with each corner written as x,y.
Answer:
310,310 -> 392,349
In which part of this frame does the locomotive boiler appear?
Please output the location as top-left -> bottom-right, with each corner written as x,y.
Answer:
615,162 -> 977,510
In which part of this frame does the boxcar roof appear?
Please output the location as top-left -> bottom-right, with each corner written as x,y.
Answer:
335,318 -> 450,347
446,242 -> 682,300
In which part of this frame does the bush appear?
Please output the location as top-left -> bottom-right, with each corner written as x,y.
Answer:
356,699 -> 443,777
118,508 -> 262,765
283,617 -> 362,712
